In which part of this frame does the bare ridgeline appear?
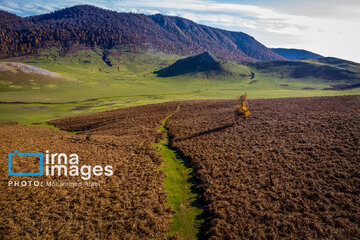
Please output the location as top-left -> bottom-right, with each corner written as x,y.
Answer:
1,95 -> 359,239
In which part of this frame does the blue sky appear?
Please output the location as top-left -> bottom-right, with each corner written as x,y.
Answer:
1,0 -> 360,62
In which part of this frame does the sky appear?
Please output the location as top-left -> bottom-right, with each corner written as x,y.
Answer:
1,0 -> 359,62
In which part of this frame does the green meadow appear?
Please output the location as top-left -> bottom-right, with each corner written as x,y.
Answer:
0,48 -> 359,125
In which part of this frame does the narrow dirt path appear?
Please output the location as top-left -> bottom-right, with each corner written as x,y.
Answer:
155,105 -> 203,239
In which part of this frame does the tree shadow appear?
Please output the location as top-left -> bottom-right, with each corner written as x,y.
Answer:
176,122 -> 234,141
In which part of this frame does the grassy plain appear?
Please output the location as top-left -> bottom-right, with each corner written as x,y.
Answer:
0,48 -> 359,125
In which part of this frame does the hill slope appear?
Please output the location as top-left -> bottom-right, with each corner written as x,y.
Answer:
155,51 -> 255,78
0,5 -> 284,62
271,48 -> 323,60
0,62 -> 61,77
247,57 -> 359,82
155,52 -> 221,77
314,57 -> 360,67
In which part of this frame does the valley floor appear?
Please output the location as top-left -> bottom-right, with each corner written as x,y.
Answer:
1,49 -> 359,126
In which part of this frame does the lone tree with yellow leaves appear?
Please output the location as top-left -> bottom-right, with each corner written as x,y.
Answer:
234,92 -> 251,121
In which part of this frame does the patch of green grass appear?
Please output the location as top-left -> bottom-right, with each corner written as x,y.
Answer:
155,106 -> 203,239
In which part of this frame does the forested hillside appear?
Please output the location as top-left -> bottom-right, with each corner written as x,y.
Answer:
0,5 -> 284,62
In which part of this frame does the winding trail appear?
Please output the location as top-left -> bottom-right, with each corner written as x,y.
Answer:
155,105 -> 203,239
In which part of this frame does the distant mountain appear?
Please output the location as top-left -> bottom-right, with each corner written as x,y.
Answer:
271,48 -> 323,60
0,5 -> 284,62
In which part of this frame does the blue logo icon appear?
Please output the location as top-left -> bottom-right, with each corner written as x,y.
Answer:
8,150 -> 43,176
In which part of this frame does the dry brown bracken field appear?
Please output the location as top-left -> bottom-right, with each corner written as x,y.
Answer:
1,102 -> 178,239
1,95 -> 359,239
167,95 -> 360,239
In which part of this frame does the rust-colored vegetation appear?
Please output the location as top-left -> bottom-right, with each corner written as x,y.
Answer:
166,95 -> 360,239
1,95 -> 359,239
0,103 -> 179,239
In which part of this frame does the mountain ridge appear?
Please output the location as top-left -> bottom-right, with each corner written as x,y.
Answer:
0,5 -> 285,62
